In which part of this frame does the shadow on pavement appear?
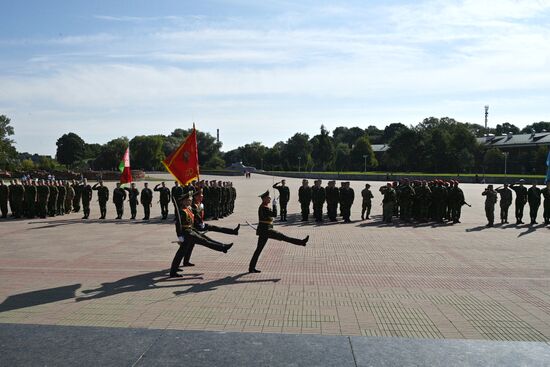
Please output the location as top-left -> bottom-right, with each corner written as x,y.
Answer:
0,283 -> 81,313
518,223 -> 547,237
173,273 -> 280,296
27,218 -> 174,230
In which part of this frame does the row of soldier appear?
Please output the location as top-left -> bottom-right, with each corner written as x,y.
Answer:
0,178 -> 236,221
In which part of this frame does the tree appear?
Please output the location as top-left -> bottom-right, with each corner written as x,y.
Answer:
129,135 -> 164,171
56,133 -> 86,167
385,128 -> 421,171
382,123 -> 407,143
238,142 -> 268,169
332,126 -> 366,148
264,142 -> 284,171
0,115 -> 17,170
92,137 -> 129,170
520,121 -> 550,133
282,133 -> 311,171
350,136 -> 378,171
483,148 -> 504,173
311,125 -> 335,171
495,123 -> 520,135
333,143 -> 351,171
21,159 -> 35,171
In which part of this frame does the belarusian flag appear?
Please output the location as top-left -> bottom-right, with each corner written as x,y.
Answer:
119,147 -> 133,184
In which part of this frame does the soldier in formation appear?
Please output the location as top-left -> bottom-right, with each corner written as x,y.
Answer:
298,179 -> 312,221
154,182 -> 171,220
527,182 -> 541,225
141,182 -> 153,220
542,183 -> 550,225
325,180 -> 339,221
81,178 -> 93,219
361,183 -> 374,220
339,182 -> 354,223
510,180 -> 528,224
482,185 -> 498,227
495,184 -> 512,224
112,183 -> 127,219
272,180 -> 290,221
0,179 -> 8,218
124,183 -> 140,220
312,179 -> 325,222
93,181 -> 109,219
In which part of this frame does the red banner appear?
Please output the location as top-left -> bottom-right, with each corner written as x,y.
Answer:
162,127 -> 200,185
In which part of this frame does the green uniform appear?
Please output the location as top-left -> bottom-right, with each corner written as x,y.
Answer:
24,184 -> 37,218
0,183 -> 8,218
140,187 -> 153,220
272,183 -> 290,221
72,183 -> 82,212
47,185 -> 58,217
339,186 -> 354,223
81,184 -> 93,219
65,185 -> 75,214
380,186 -> 396,223
510,184 -> 528,223
448,186 -> 465,223
398,184 -> 415,222
325,184 -> 339,221
154,184 -> 171,219
93,184 -> 109,219
312,185 -> 326,222
36,185 -> 49,218
495,187 -> 512,223
124,187 -> 139,219
482,188 -> 498,226
541,187 -> 550,225
298,185 -> 312,221
56,185 -> 66,215
527,186 -> 541,224
361,188 -> 373,220
113,187 -> 126,219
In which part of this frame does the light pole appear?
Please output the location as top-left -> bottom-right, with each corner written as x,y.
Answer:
363,155 -> 367,172
298,156 -> 301,172
503,152 -> 509,178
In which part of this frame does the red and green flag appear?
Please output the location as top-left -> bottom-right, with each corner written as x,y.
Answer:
119,147 -> 133,184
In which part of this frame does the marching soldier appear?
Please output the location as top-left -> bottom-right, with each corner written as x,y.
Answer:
510,179 -> 528,225
380,183 -> 396,223
124,183 -> 140,220
56,180 -> 66,215
325,180 -> 339,222
113,182 -> 127,219
92,180 -> 109,219
361,183 -> 374,220
36,180 -> 49,218
298,179 -> 312,221
495,183 -> 513,224
140,182 -> 153,220
0,179 -> 8,218
47,181 -> 58,217
154,182 -> 171,219
72,179 -> 82,213
339,182 -> 354,223
312,179 -> 325,222
249,190 -> 308,273
182,190 -> 240,267
482,184 -> 498,227
542,182 -> 550,225
272,180 -> 290,221
64,181 -> 75,214
527,183 -> 541,225
81,178 -> 93,219
170,191 -> 233,278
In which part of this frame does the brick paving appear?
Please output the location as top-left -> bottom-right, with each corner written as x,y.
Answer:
0,174 -> 548,341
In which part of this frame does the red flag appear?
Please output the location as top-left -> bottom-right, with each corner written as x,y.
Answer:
162,126 -> 200,185
119,147 -> 133,184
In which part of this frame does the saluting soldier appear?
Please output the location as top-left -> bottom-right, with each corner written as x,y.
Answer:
482,184 -> 498,227
56,181 -> 66,215
312,179 -> 326,222
541,183 -> 550,225
80,178 -> 93,219
113,182 -> 127,219
36,180 -> 49,218
92,180 -> 109,219
64,181 -> 75,214
510,179 -> 528,225
24,179 -> 37,219
170,191 -> 233,278
298,179 -> 312,221
249,190 -> 308,273
495,183 -> 513,224
361,183 -> 374,220
527,183 -> 541,225
124,182 -> 140,220
72,179 -> 82,213
380,183 -> 396,223
0,179 -> 9,218
273,180 -> 290,221
140,182 -> 153,220
325,180 -> 339,222
154,182 -> 171,219
47,181 -> 58,217
339,182 -> 354,223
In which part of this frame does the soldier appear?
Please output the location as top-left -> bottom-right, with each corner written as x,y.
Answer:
24,179 -> 37,219
80,178 -> 93,219
416,181 -> 431,222
542,182 -> 550,225
92,180 -> 109,219
218,181 -> 227,217
527,183 -> 541,225
113,182 -> 127,219
298,179 -> 312,221
325,180 -> 339,222
8,179 -> 16,217
47,181 -> 58,217
124,182 -> 139,220
398,179 -> 415,222
510,179 -> 528,225
482,185 -> 498,227
36,180 -> 49,218
140,182 -> 153,220
495,183 -> 513,224
249,190 -> 308,273
361,183 -> 374,220
431,180 -> 446,223
72,179 -> 82,213
379,183 -> 396,223
312,179 -> 326,222
64,181 -> 75,214
0,179 -> 8,218
272,180 -> 290,221
170,191 -> 233,278
229,182 -> 237,214
56,180 -> 66,216
339,182 -> 355,223
448,181 -> 465,224
171,181 -> 183,219
154,182 -> 171,219
10,179 -> 25,219
183,190 -> 241,267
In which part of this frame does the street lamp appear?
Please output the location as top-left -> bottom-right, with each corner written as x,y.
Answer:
298,156 -> 301,172
363,155 -> 368,172
503,152 -> 509,177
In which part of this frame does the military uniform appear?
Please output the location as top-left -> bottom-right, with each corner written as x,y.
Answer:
24,183 -> 37,218
510,183 -> 528,224
361,186 -> 374,220
311,181 -> 326,222
416,183 -> 431,222
272,182 -> 290,221
113,185 -> 127,219
339,182 -> 354,223
298,181 -> 312,221
171,183 -> 184,218
124,186 -> 139,219
140,185 -> 153,220
65,184 -> 75,214
541,185 -> 550,225
56,184 -> 66,215
249,191 -> 308,273
36,183 -> 49,218
0,181 -> 8,218
527,186 -> 541,225
154,183 -> 171,219
482,186 -> 498,227
325,181 -> 339,222
448,183 -> 465,224
47,183 -> 58,217
93,183 -> 109,219
72,181 -> 82,212
380,185 -> 396,223
495,186 -> 513,224
81,182 -> 93,219
398,182 -> 415,222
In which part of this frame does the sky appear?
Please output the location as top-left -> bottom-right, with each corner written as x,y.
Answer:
2,0 -> 550,156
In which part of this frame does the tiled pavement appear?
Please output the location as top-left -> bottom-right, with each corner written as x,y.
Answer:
0,174 -> 548,342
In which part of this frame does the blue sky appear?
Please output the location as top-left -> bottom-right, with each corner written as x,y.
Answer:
2,0 -> 550,155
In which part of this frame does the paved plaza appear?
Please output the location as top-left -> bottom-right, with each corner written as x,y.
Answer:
0,174 -> 549,343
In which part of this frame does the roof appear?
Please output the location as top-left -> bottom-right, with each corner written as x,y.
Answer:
371,144 -> 390,153
477,133 -> 550,149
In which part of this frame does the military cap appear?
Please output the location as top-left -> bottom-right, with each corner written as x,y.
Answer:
519,179 -> 525,183
259,190 -> 270,199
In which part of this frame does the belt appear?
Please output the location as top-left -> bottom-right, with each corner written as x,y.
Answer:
259,220 -> 273,224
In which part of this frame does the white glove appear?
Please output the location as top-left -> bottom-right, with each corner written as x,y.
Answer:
177,236 -> 184,243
